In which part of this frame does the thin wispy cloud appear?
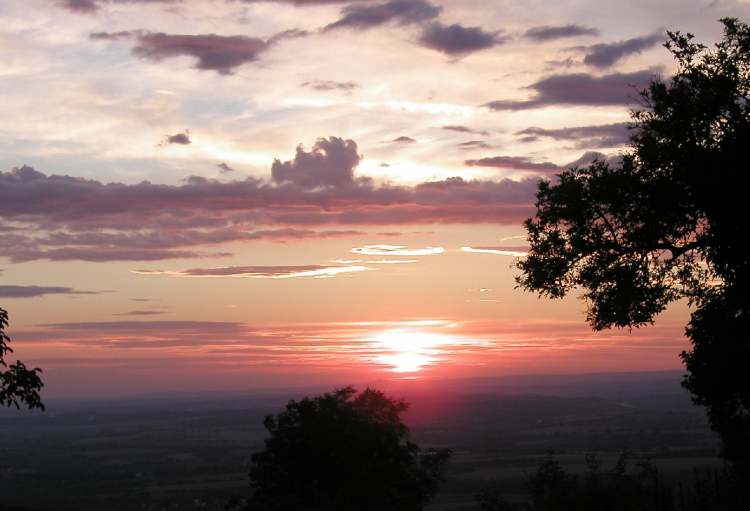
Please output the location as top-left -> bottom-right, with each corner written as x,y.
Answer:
133,264 -> 371,279
351,245 -> 444,256
461,246 -> 528,257
0,285 -> 104,298
524,24 -> 599,41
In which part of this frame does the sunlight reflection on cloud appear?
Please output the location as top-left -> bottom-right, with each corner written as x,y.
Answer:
461,246 -> 528,256
351,245 -> 444,256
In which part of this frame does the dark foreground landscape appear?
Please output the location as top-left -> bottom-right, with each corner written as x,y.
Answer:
0,371 -> 722,511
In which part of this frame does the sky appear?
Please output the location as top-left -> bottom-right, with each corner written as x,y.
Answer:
1,0 -> 748,399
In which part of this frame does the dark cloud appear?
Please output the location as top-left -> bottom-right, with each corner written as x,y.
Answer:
162,130 -> 191,145
465,156 -> 560,173
392,136 -> 417,143
457,140 -> 492,150
59,0 -> 177,14
483,70 -> 655,110
583,31 -> 664,68
271,137 -> 361,188
0,143 -> 546,263
91,30 -> 307,74
217,162 -> 235,173
113,310 -> 168,316
524,24 -> 599,41
418,22 -> 502,56
565,151 -> 623,169
324,0 -> 441,31
0,285 -> 101,298
441,125 -> 490,136
0,225 -> 363,263
301,80 -> 358,92
241,0 -> 361,4
516,122 -> 631,148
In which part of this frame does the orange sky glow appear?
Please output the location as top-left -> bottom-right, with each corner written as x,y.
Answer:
1,0 -> 740,399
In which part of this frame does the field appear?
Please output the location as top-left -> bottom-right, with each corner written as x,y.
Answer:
0,372 -> 722,511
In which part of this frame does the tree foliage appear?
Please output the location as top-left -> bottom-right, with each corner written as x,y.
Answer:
517,19 -> 750,462
247,386 -> 450,511
0,307 -> 44,410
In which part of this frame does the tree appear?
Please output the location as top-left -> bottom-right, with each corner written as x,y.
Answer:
1,307 -> 44,410
517,19 -> 750,462
247,386 -> 450,511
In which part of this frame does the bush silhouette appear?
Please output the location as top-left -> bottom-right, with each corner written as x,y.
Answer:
246,386 -> 450,511
478,453 -> 749,511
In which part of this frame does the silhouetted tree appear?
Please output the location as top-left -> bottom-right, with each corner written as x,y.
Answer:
517,18 -> 750,463
0,307 -> 44,410
247,386 -> 450,511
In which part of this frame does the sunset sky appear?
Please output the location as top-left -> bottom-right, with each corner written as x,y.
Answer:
2,0 -> 747,399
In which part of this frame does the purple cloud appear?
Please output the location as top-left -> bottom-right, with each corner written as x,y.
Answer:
301,80 -> 359,91
0,285 -> 102,298
465,155 -> 560,173
484,70 -> 655,110
324,0 -> 441,31
59,0 -> 178,14
418,22 -> 502,56
271,137 -> 361,188
583,31 -> 664,68
441,125 -> 490,136
91,29 -> 307,74
524,24 -> 599,41
516,122 -> 631,148
0,133 -> 553,264
392,136 -> 417,143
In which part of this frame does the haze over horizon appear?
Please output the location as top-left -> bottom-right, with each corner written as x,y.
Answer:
3,0 -> 748,399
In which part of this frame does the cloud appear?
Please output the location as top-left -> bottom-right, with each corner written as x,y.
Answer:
441,125 -> 490,136
524,24 -> 599,41
419,22 -> 504,56
461,246 -> 528,257
483,70 -> 655,110
392,136 -> 417,143
418,22 -> 502,56
0,144 -> 542,264
91,29 -> 307,74
0,285 -> 101,298
324,0 -> 441,31
583,31 -> 664,68
301,80 -> 359,92
457,140 -> 493,150
134,264 -> 370,279
113,310 -> 168,316
351,245 -> 443,256
59,0 -> 177,14
217,162 -> 235,173
162,130 -> 191,145
241,0 -> 361,4
271,137 -> 361,188
516,122 -> 631,148
0,226 -> 363,263
465,155 -> 560,173
565,151 -> 623,169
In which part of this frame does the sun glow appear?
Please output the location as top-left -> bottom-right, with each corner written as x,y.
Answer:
370,330 -> 460,373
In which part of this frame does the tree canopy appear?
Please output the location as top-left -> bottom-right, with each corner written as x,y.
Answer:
517,19 -> 750,462
0,307 -> 44,410
247,386 -> 450,511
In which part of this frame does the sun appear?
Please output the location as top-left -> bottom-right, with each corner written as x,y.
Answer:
370,330 -> 454,373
